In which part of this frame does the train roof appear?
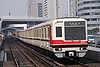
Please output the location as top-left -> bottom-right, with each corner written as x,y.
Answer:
21,17 -> 86,31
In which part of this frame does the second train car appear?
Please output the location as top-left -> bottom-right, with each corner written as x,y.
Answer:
16,17 -> 88,58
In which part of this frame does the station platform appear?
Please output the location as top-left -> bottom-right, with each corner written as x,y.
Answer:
0,51 -> 4,67
0,51 -> 4,61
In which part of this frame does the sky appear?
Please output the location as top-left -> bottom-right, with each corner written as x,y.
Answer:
0,0 -> 27,16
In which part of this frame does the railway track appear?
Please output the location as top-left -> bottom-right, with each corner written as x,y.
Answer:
16,38 -> 65,67
8,36 -> 65,67
15,37 -> 100,67
3,36 -> 100,67
8,37 -> 40,67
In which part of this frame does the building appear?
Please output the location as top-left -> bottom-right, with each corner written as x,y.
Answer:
78,0 -> 100,30
43,0 -> 75,18
27,0 -> 78,19
27,0 -> 69,19
67,0 -> 78,17
27,0 -> 43,17
43,0 -> 78,18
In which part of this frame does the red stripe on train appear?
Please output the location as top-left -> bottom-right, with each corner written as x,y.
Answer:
50,40 -> 88,45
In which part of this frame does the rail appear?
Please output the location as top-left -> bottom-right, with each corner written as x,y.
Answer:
17,38 -> 65,67
8,37 -> 39,67
8,42 -> 20,67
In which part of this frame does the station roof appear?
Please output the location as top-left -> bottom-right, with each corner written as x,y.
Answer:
0,16 -> 50,22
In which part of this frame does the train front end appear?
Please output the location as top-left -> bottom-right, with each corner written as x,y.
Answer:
50,18 -> 88,58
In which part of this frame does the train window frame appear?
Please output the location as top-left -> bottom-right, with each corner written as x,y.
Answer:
33,30 -> 34,37
38,29 -> 40,38
43,28 -> 45,39
39,29 -> 41,38
29,30 -> 30,37
46,28 -> 48,39
37,29 -> 39,38
35,30 -> 36,37
44,28 -> 47,39
31,30 -> 32,37
30,30 -> 31,37
36,29 -> 38,37
42,28 -> 44,38
56,27 -> 62,37
48,27 -> 50,39
31,29 -> 33,37
40,29 -> 42,38
24,31 -> 25,37
26,30 -> 27,37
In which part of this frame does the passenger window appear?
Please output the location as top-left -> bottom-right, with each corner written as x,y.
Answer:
42,29 -> 44,38
56,27 -> 62,37
45,28 -> 47,38
48,27 -> 50,38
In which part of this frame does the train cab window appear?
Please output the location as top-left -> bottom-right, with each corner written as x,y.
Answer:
56,27 -> 62,37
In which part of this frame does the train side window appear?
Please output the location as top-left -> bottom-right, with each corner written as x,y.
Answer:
39,29 -> 41,38
40,29 -> 42,38
23,31 -> 25,37
44,28 -> 46,38
30,30 -> 32,37
25,31 -> 26,37
48,27 -> 50,39
56,27 -> 62,37
37,29 -> 38,37
27,30 -> 30,37
36,30 -> 37,37
26,31 -> 27,37
23,31 -> 24,37
35,30 -> 37,37
33,30 -> 34,37
31,30 -> 32,37
25,31 -> 27,37
37,29 -> 39,38
41,29 -> 43,38
27,31 -> 28,37
38,29 -> 39,37
29,30 -> 31,37
42,28 -> 44,38
34,30 -> 36,37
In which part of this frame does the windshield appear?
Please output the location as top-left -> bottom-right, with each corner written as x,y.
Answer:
64,21 -> 86,40
88,36 -> 94,39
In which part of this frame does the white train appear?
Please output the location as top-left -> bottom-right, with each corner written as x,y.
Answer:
16,17 -> 88,58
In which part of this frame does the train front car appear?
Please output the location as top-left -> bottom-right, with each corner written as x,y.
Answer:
50,18 -> 88,58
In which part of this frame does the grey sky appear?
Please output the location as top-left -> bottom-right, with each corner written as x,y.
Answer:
0,0 -> 27,16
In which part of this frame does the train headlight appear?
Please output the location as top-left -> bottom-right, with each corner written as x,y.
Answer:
80,48 -> 82,50
80,47 -> 86,50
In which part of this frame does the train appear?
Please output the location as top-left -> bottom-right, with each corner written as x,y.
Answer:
15,17 -> 88,58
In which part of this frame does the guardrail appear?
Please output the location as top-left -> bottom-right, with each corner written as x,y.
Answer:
94,35 -> 100,38
88,44 -> 100,48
